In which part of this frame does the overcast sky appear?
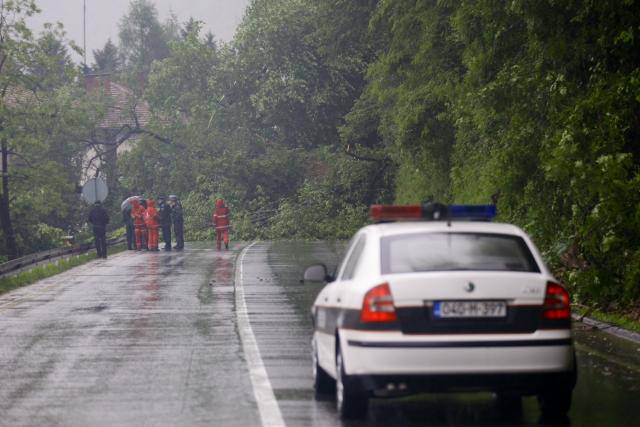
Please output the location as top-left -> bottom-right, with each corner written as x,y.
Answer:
28,0 -> 250,65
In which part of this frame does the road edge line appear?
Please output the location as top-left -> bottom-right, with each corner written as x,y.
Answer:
234,241 -> 286,427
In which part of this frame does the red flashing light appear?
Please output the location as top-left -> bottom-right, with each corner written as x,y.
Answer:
370,205 -> 422,222
542,281 -> 571,320
361,283 -> 398,323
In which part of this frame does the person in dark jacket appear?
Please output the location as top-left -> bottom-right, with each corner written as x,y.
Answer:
158,196 -> 172,251
88,201 -> 110,259
122,203 -> 135,250
169,195 -> 184,250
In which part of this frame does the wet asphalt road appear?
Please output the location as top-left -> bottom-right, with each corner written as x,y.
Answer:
0,243 -> 258,426
1,241 -> 640,426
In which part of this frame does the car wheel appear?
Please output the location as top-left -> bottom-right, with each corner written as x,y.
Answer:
539,355 -> 577,419
336,346 -> 368,419
496,392 -> 522,414
312,338 -> 335,397
537,386 -> 573,418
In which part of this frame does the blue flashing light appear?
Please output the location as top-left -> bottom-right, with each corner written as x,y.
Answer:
448,204 -> 497,221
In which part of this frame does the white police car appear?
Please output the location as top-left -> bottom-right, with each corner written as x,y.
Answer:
304,203 -> 576,419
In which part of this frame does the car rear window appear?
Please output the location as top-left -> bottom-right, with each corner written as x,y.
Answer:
381,232 -> 540,274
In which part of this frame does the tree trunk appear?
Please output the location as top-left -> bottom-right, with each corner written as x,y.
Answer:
0,138 -> 18,259
105,142 -> 118,199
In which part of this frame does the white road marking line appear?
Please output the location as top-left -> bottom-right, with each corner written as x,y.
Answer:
235,242 -> 286,427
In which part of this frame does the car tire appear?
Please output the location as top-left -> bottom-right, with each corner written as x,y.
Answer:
336,346 -> 368,419
312,338 -> 335,397
539,354 -> 577,418
496,392 -> 522,414
537,386 -> 573,418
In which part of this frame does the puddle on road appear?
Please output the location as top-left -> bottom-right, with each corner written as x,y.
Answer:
197,279 -> 215,306
71,303 -> 108,313
198,249 -> 234,306
570,324 -> 640,426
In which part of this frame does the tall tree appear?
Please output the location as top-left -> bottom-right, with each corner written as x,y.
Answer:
1,1 -> 94,259
0,0 -> 40,259
118,0 -> 171,75
29,27 -> 77,88
92,39 -> 120,73
181,17 -> 203,40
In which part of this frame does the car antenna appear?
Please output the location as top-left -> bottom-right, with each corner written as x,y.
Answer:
421,200 -> 450,224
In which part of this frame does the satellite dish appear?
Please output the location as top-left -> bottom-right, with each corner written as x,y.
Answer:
81,177 -> 108,204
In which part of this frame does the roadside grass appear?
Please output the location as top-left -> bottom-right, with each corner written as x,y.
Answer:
574,305 -> 640,334
0,244 -> 126,296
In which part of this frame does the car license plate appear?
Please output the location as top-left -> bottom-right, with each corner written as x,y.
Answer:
433,301 -> 507,318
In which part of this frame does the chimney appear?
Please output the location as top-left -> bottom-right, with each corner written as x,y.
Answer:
84,74 -> 99,93
84,73 -> 112,95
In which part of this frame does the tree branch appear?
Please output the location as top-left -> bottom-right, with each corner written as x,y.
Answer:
5,149 -> 35,168
344,143 -> 387,163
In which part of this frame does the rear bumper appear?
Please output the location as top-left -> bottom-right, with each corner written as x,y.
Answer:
339,329 -> 575,382
354,371 -> 576,396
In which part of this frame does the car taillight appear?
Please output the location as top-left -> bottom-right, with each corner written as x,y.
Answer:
361,283 -> 397,323
542,281 -> 571,320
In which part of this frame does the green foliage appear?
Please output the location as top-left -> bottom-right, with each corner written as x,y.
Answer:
358,0 -> 640,308
1,1 -> 98,258
0,252 -> 95,295
362,0 -> 463,203
573,306 -> 640,335
182,190 -> 216,242
92,39 -> 120,73
118,2 -> 389,244
117,0 -> 176,75
232,0 -> 377,149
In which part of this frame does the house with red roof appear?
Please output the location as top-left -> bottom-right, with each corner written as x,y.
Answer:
82,73 -> 157,185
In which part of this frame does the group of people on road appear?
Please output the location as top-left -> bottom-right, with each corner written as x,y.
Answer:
88,196 -> 231,258
123,195 -> 184,252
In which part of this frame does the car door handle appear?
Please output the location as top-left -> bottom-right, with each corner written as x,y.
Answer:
336,298 -> 341,303
324,297 -> 328,302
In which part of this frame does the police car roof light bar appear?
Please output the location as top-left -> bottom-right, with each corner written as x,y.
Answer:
370,203 -> 497,223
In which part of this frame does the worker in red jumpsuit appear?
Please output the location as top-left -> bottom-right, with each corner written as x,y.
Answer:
131,199 -> 148,251
212,198 -> 231,250
144,199 -> 161,251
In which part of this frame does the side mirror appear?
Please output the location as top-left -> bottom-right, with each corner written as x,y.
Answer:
303,263 -> 332,283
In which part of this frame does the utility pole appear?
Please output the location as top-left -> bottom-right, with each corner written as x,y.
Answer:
83,0 -> 87,71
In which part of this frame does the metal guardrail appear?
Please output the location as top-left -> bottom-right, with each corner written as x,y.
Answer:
0,238 -> 125,278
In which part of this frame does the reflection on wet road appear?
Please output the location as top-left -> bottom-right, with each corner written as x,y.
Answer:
0,243 -> 258,426
1,240 -> 639,426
